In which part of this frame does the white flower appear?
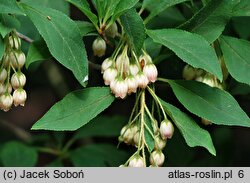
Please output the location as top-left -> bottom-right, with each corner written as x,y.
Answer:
126,76 -> 138,94
103,67 -> 117,85
92,38 -> 106,57
8,51 -> 26,69
11,72 -> 26,90
128,155 -> 145,167
0,93 -> 13,111
143,64 -> 158,83
154,136 -> 166,150
116,53 -> 130,73
0,84 -> 12,95
136,72 -> 149,88
150,150 -> 165,167
129,64 -> 139,76
160,119 -> 174,140
112,78 -> 128,99
101,58 -> 113,73
13,88 -> 27,107
0,68 -> 7,83
133,131 -> 140,146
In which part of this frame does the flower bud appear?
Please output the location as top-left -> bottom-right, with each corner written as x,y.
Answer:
0,68 -> 7,83
121,126 -> 133,144
0,93 -> 13,111
202,77 -> 216,87
152,119 -> 159,134
160,119 -> 174,140
154,136 -> 166,150
201,118 -> 212,126
105,22 -> 118,38
13,88 -> 27,107
182,65 -> 196,80
135,72 -> 149,88
9,35 -> 21,49
116,53 -> 130,73
111,78 -> 128,99
133,131 -> 140,146
8,51 -> 26,68
129,63 -> 139,76
126,76 -> 138,94
103,67 -> 117,85
0,83 -> 7,95
128,155 -> 145,167
150,150 -> 165,167
11,72 -> 26,90
139,52 -> 152,66
143,63 -> 158,83
101,58 -> 113,73
92,38 -> 106,57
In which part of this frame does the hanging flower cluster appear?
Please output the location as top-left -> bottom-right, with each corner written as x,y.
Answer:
0,31 -> 27,111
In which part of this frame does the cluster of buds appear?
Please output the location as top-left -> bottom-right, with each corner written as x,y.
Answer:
0,32 -> 27,111
102,47 -> 158,99
119,118 -> 174,167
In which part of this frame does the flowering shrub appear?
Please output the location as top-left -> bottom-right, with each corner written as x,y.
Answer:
0,0 -> 250,167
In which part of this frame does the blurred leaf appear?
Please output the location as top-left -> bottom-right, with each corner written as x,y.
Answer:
144,37 -> 162,59
143,0 -> 188,24
74,115 -> 127,140
21,3 -> 88,86
1,141 -> 37,167
160,99 -> 216,155
144,112 -> 155,152
46,159 -> 63,167
0,0 -> 24,15
26,39 -> 51,68
67,0 -> 98,26
0,37 -> 4,60
76,21 -> 96,36
220,36 -> 250,86
120,9 -> 145,54
233,0 -> 250,16
70,144 -> 129,166
179,0 -> 235,43
167,80 -> 250,127
0,14 -> 21,37
21,0 -> 70,15
232,17 -> 250,39
32,87 -> 115,131
230,83 -> 250,96
147,29 -> 223,81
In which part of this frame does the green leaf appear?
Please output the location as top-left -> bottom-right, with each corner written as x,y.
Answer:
26,39 -> 51,68
0,0 -> 24,15
32,87 -> 115,131
67,0 -> 98,26
144,37 -> 162,59
144,112 -> 155,152
69,144 -> 129,166
21,3 -> 88,86
76,21 -> 96,36
0,14 -> 21,38
147,29 -> 222,81
220,36 -> 250,86
143,0 -> 188,24
160,99 -> 216,155
74,115 -> 127,140
111,0 -> 139,22
179,0 -> 235,43
1,141 -> 37,167
120,9 -> 145,54
21,0 -> 70,15
167,80 -> 250,127
233,0 -> 250,16
0,37 -> 4,60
